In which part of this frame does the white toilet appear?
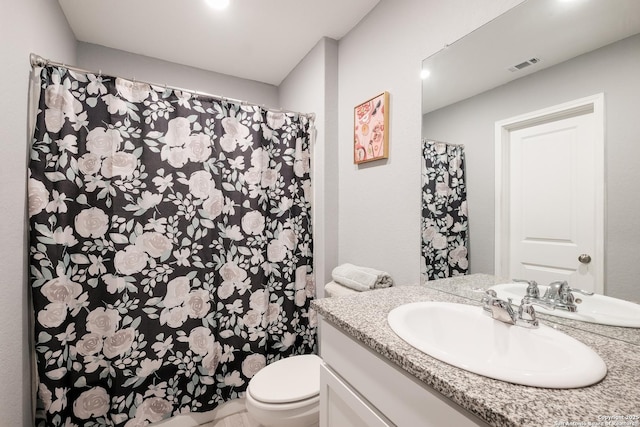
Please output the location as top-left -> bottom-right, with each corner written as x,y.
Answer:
245,354 -> 321,427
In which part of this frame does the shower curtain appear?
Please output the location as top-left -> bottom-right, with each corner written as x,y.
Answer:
28,65 -> 316,427
421,140 -> 468,281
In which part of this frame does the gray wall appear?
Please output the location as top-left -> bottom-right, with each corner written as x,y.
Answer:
337,0 -> 523,285
0,1 -> 77,425
422,34 -> 640,301
279,38 -> 339,296
77,42 -> 279,108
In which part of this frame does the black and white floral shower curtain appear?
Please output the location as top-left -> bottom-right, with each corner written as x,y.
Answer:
421,140 -> 468,281
28,65 -> 316,427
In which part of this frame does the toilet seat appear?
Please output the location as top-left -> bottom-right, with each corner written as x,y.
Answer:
246,387 -> 319,412
247,354 -> 322,404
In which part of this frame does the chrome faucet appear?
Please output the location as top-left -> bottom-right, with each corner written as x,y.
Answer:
481,289 -> 517,323
515,279 -> 594,312
481,289 -> 554,328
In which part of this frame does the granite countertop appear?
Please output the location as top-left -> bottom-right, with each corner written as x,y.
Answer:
311,274 -> 640,427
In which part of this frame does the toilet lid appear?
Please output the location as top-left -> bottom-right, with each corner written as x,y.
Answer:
248,354 -> 321,404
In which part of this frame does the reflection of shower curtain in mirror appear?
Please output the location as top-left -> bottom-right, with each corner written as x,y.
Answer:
28,65 -> 316,426
421,140 -> 468,281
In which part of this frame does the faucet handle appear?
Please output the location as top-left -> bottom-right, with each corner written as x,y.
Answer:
517,298 -> 556,328
517,303 -> 540,328
548,281 -> 594,299
567,287 -> 594,296
481,289 -> 497,311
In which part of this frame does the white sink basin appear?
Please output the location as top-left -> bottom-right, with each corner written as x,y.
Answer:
489,283 -> 640,328
387,301 -> 606,388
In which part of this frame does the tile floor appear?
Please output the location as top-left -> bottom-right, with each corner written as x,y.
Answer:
199,411 -> 260,427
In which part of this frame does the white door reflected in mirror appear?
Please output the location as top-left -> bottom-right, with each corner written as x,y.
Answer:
495,95 -> 604,294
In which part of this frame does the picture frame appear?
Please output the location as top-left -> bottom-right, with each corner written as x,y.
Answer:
354,91 -> 389,164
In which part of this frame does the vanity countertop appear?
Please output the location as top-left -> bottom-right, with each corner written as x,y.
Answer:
311,274 -> 640,427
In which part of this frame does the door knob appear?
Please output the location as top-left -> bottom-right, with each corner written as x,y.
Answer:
578,254 -> 592,264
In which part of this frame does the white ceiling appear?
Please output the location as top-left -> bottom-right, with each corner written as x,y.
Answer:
58,0 -> 380,86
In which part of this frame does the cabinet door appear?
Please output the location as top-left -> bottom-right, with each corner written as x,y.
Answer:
320,319 -> 491,427
320,364 -> 393,427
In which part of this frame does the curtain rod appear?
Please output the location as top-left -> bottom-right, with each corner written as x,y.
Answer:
29,53 -> 316,122
422,138 -> 465,148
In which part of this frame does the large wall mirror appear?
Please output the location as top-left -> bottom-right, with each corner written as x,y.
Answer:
421,0 -> 640,341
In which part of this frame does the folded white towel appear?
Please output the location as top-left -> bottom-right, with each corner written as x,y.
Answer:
324,281 -> 360,297
331,263 -> 394,292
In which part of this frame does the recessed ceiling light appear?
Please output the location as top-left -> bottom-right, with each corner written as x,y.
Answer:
420,69 -> 431,79
206,0 -> 229,10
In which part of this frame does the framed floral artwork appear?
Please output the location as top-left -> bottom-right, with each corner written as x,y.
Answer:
354,91 -> 389,164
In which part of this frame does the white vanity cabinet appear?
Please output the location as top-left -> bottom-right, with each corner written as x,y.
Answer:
319,318 -> 491,427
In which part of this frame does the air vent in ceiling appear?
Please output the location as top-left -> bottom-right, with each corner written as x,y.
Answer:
508,57 -> 541,72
